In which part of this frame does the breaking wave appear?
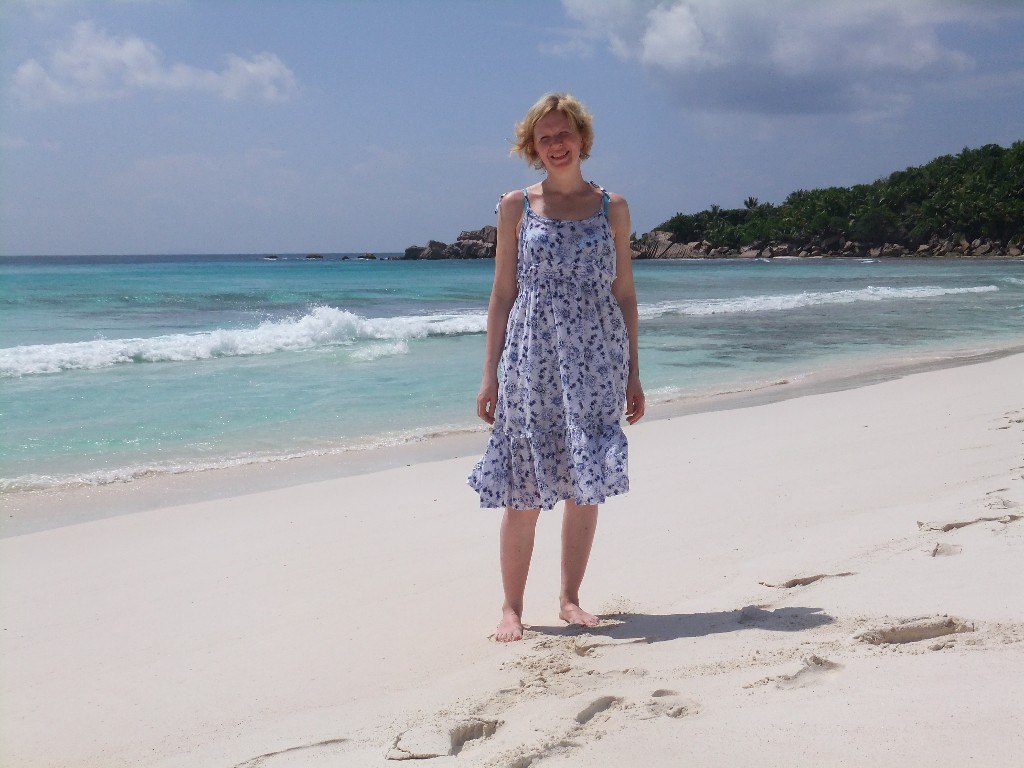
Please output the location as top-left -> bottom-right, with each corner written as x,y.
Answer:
0,306 -> 487,377
639,284 -> 998,319
1,285 -> 1000,377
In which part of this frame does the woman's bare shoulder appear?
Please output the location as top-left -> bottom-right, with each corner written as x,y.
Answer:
606,191 -> 630,229
495,188 -> 526,216
605,190 -> 629,208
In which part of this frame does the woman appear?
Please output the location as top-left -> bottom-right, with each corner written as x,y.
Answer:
468,92 -> 644,643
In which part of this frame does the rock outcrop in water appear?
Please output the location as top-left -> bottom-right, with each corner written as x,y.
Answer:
402,226 -> 497,260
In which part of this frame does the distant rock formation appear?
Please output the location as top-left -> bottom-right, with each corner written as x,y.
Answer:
630,232 -> 1023,260
403,226 -> 1020,261
630,230 -> 699,259
401,226 -> 497,260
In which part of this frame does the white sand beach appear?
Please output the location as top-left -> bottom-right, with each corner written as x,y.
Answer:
2,352 -> 1023,767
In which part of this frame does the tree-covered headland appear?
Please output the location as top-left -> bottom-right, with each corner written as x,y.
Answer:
639,140 -> 1023,259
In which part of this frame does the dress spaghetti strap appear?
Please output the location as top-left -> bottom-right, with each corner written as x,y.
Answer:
591,181 -> 610,217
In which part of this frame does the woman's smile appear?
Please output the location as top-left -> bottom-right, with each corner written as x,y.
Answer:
534,111 -> 581,171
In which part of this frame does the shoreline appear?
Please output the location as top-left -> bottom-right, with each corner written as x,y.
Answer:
4,337 -> 1024,538
4,252 -> 1023,262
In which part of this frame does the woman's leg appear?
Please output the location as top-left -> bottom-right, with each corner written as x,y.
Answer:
497,506 -> 541,642
559,499 -> 601,627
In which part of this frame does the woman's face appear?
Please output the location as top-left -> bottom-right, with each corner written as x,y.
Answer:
533,110 -> 581,171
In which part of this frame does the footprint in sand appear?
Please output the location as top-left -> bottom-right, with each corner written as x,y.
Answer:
386,718 -> 501,761
996,410 -> 1024,429
855,616 -> 975,647
986,496 -> 1021,511
744,654 -> 842,690
574,695 -> 623,725
645,689 -> 700,718
573,636 -> 651,657
493,695 -> 625,768
232,738 -> 349,767
917,514 -> 1022,532
759,572 -> 854,588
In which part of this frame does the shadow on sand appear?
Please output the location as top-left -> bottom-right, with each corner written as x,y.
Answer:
527,605 -> 834,643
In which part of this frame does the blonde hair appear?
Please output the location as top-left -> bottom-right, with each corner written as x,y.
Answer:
512,92 -> 594,170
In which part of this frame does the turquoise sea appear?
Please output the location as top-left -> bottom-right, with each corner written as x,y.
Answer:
2,254 -> 1023,493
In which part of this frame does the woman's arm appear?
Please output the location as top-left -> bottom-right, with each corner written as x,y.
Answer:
476,191 -> 523,424
608,195 -> 646,425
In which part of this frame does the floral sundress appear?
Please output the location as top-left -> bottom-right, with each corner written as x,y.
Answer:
467,183 -> 630,510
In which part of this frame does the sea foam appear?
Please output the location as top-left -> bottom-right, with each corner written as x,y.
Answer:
0,306 -> 487,377
639,284 -> 998,319
0,422 -> 488,492
0,285 -> 1001,377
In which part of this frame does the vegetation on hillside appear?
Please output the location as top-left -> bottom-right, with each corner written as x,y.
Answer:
655,141 -> 1024,249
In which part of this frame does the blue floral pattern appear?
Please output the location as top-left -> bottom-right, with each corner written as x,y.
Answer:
467,185 -> 630,510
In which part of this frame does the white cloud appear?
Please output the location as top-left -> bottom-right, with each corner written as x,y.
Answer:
639,3 -> 707,71
562,0 -> 660,60
559,0 -> 1009,117
11,20 -> 298,107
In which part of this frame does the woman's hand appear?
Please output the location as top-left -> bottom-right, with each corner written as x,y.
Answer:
477,375 -> 499,425
625,375 -> 645,425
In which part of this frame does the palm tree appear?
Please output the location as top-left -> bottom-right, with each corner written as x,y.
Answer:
744,196 -> 759,210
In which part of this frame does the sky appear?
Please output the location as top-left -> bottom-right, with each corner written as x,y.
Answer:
2,0 -> 1023,256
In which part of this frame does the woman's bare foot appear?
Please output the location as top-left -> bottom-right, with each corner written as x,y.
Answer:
559,601 -> 600,627
495,607 -> 525,642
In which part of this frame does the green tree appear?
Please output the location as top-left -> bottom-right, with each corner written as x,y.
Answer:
652,140 -> 1023,250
